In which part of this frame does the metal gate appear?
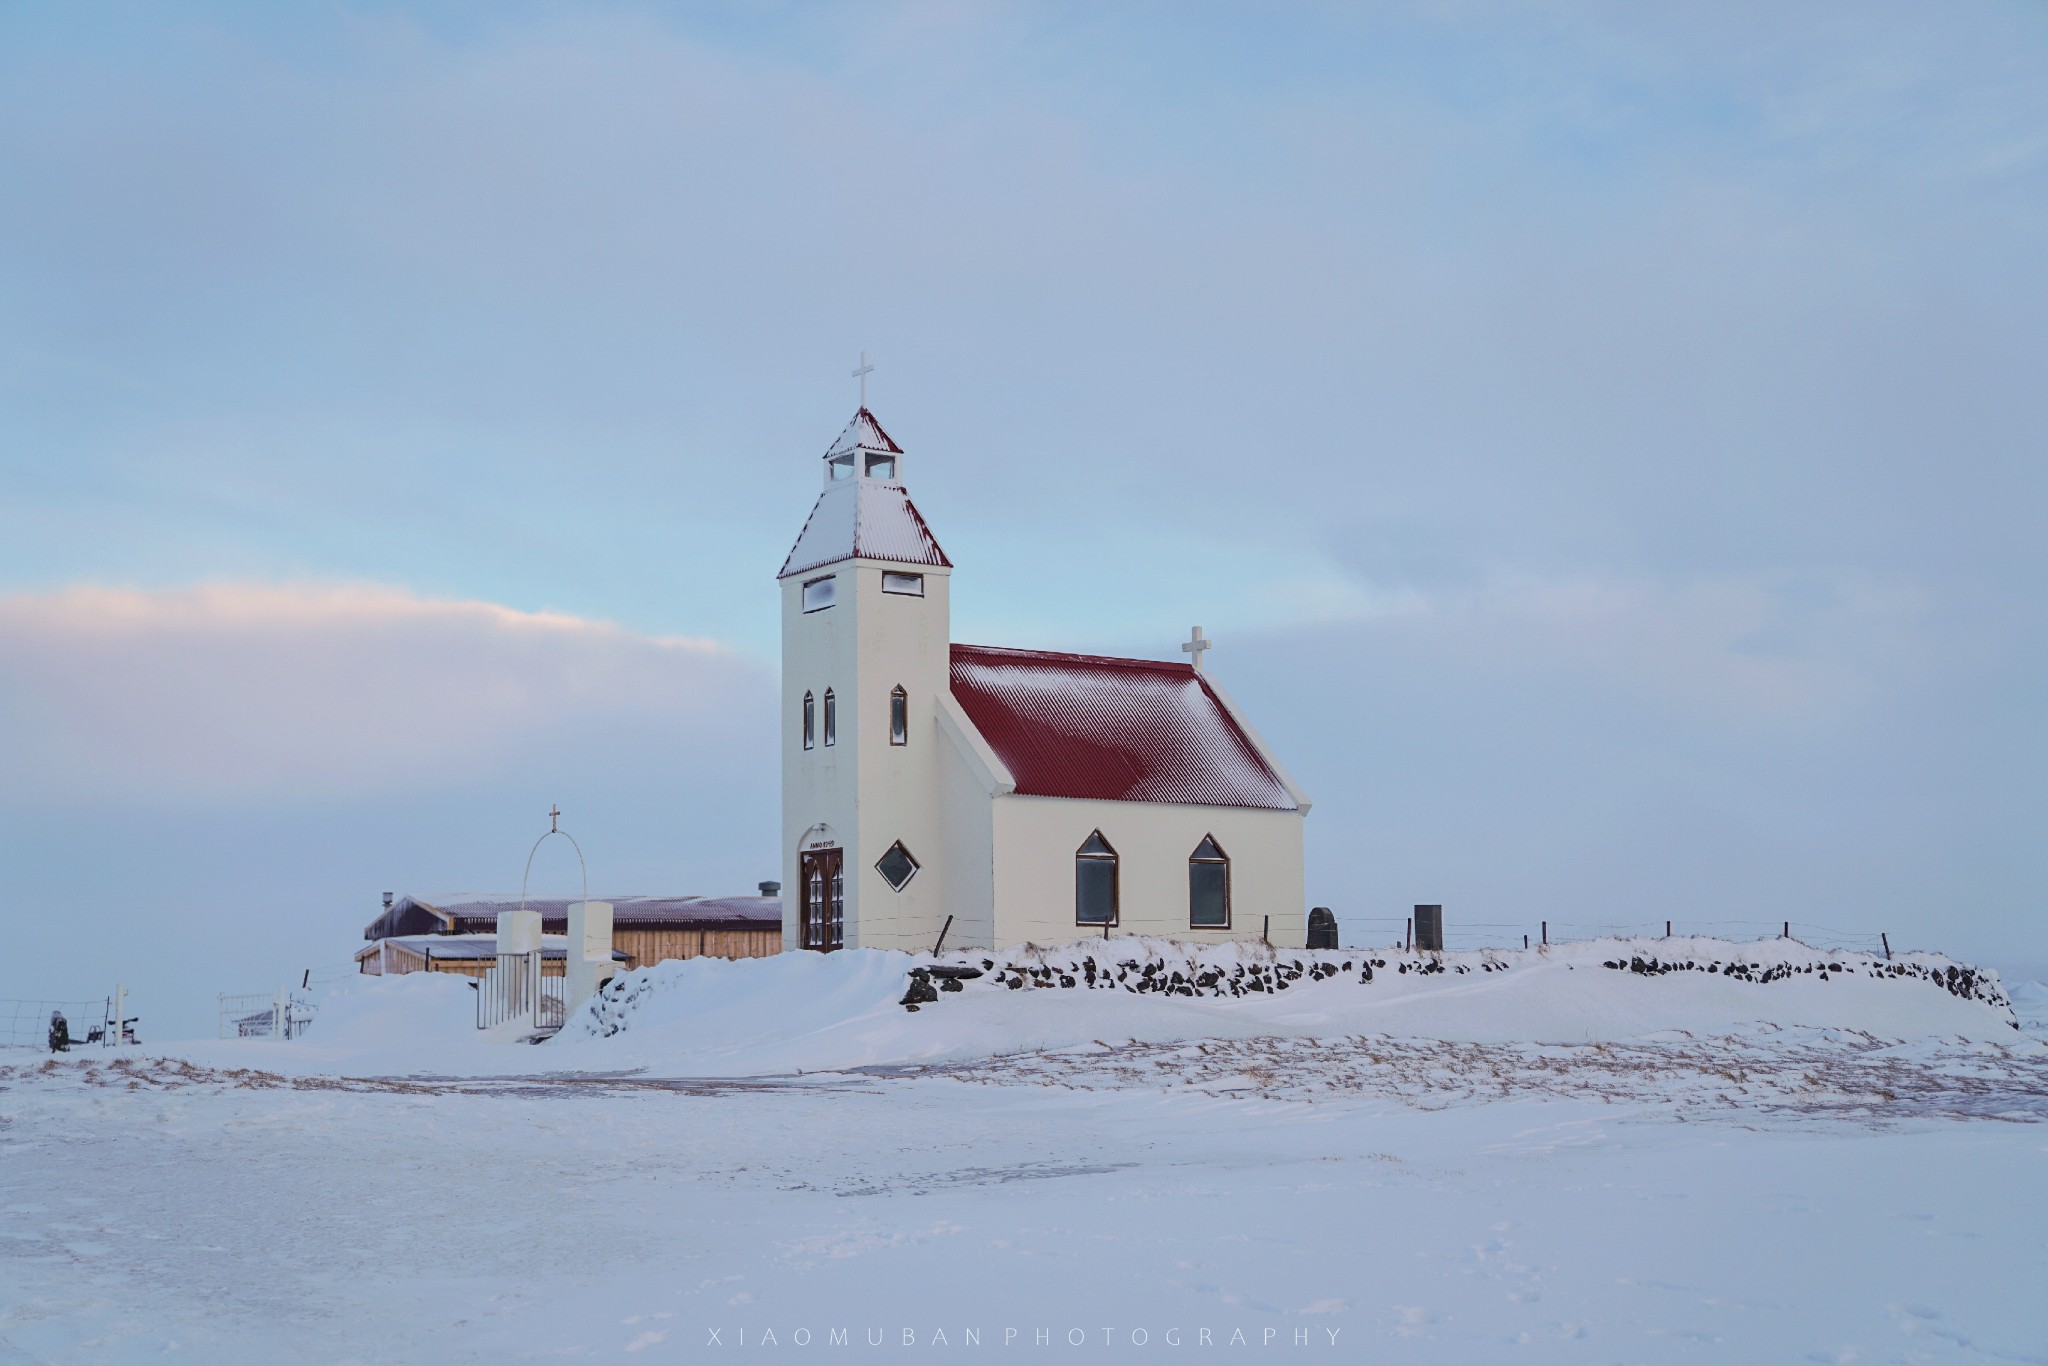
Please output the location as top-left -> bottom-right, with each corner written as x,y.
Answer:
476,952 -> 566,1034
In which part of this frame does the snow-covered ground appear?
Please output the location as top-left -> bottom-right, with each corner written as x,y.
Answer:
2,939 -> 2043,1363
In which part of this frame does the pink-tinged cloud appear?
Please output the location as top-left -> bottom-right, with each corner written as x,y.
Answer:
0,582 -> 767,803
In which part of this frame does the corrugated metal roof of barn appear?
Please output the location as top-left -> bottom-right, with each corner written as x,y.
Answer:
367,895 -> 781,938
947,644 -> 1299,811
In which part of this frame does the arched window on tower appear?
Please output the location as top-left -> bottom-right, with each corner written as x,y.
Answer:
889,686 -> 908,746
803,691 -> 815,750
822,689 -> 836,747
1075,831 -> 1119,927
1189,835 -> 1230,929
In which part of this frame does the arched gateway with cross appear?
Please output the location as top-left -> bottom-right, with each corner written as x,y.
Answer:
777,365 -> 1312,953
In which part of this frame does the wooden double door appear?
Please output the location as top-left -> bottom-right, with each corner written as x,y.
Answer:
799,848 -> 845,952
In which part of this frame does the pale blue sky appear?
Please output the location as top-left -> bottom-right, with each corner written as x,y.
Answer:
2,2 -> 2043,1034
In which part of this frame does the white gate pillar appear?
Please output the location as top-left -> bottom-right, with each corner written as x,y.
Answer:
566,901 -> 617,1018
495,909 -> 543,1030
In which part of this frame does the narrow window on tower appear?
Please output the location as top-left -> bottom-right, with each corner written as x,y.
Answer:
803,691 -> 815,750
889,686 -> 908,746
1075,831 -> 1119,927
822,689 -> 836,747
802,575 -> 837,612
1188,835 -> 1230,929
881,571 -> 924,597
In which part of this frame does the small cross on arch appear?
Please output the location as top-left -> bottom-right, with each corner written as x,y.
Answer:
548,803 -> 561,834
1182,626 -> 1212,671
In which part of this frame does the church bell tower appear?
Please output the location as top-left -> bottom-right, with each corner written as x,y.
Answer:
778,406 -> 954,953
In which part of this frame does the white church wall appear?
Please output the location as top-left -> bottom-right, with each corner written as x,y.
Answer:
780,568 -> 859,952
850,559 -> 953,952
934,714 -> 998,951
781,557 -> 955,953
990,795 -> 1306,949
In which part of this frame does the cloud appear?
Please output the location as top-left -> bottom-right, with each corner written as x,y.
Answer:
0,581 -> 766,803
1317,569 -> 1938,723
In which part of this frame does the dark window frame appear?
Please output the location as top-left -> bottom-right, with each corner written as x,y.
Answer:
802,691 -> 815,750
802,575 -> 837,613
822,688 -> 836,747
1188,834 -> 1231,930
875,840 -> 920,892
1075,830 -> 1120,927
889,685 -> 908,746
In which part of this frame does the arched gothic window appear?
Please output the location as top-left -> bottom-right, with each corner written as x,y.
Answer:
823,689 -> 836,747
803,691 -> 815,750
1075,831 -> 1119,927
1189,835 -> 1230,929
889,686 -> 908,746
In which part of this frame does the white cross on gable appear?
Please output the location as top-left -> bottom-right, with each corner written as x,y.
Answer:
852,351 -> 875,407
1182,626 -> 1212,670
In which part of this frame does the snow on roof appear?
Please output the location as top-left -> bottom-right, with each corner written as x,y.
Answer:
366,896 -> 780,940
823,406 -> 904,458
779,478 -> 950,578
432,896 -> 780,925
948,644 -> 1299,810
779,408 -> 950,578
357,934 -> 629,960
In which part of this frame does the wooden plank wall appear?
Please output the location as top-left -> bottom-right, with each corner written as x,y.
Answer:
614,928 -> 781,969
375,945 -> 566,978
360,929 -> 781,975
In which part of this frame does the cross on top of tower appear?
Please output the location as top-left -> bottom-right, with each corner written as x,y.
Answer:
852,351 -> 875,407
548,803 -> 561,833
1182,626 -> 1212,670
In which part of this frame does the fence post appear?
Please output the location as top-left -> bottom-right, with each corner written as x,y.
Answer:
1404,918 -> 1412,952
1541,920 -> 1547,946
1666,920 -> 1672,938
273,988 -> 286,1041
1782,921 -> 1790,939
1881,933 -> 1891,961
110,984 -> 125,1049
1523,934 -> 1529,950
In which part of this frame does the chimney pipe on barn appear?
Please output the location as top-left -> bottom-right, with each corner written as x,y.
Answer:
759,881 -> 782,897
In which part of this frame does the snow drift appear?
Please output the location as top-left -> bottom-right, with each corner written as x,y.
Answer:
551,936 -> 2023,1078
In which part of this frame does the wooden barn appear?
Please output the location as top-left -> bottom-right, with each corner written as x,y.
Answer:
357,893 -> 783,976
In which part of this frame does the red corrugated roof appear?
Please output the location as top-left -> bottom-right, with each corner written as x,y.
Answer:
949,645 -> 1298,810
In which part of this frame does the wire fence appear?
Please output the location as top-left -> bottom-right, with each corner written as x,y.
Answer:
0,997 -> 115,1050
1338,917 -> 1896,957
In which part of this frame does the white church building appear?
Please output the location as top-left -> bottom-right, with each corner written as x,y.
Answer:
779,406 -> 1311,954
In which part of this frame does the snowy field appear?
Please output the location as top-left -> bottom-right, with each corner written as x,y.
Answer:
2,940 -> 2044,1364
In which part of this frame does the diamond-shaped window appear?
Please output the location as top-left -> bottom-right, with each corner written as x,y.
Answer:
876,841 -> 920,892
